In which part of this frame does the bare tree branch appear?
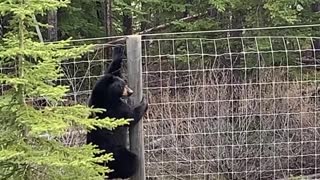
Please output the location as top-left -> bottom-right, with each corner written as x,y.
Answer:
95,12 -> 208,47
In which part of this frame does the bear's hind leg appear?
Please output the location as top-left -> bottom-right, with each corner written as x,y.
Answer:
107,147 -> 138,179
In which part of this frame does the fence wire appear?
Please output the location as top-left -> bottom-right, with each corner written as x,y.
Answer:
141,34 -> 320,179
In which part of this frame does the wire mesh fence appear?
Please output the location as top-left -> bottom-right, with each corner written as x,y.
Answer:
62,33 -> 320,180
3,25 -> 320,179
141,30 -> 320,179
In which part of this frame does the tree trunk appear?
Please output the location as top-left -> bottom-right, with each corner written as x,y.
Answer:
183,0 -> 192,17
312,3 -> 320,58
103,0 -> 112,37
47,10 -> 58,41
123,0 -> 133,35
0,15 -> 10,38
140,2 -> 148,31
228,10 -> 245,125
207,7 -> 218,18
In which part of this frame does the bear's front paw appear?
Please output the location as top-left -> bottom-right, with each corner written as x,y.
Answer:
112,45 -> 126,60
139,95 -> 148,113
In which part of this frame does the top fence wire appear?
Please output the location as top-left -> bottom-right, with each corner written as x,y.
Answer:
4,25 -> 320,180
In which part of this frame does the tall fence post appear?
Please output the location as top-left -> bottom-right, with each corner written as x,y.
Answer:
126,35 -> 145,180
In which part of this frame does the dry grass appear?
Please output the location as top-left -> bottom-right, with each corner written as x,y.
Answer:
143,60 -> 320,180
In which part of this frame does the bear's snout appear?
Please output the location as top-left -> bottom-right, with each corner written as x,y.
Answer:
123,85 -> 134,97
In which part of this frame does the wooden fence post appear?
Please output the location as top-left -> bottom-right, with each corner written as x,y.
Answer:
126,35 -> 145,180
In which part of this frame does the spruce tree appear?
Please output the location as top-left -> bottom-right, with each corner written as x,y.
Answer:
0,0 -> 127,179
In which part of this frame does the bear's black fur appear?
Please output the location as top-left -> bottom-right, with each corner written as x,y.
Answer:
86,46 -> 148,179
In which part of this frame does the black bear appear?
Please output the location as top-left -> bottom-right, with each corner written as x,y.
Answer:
86,45 -> 148,179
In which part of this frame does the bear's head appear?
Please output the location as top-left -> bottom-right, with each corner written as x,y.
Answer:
106,75 -> 133,98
